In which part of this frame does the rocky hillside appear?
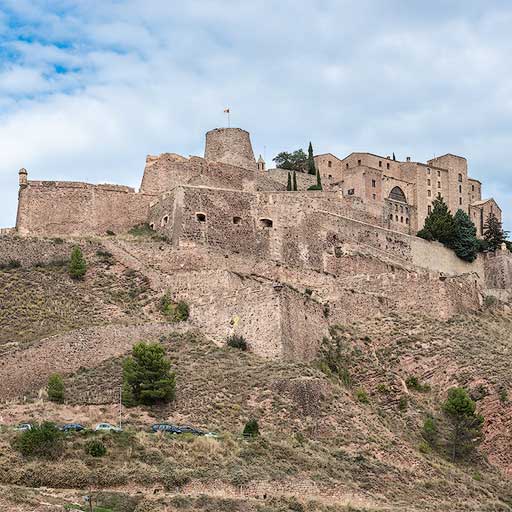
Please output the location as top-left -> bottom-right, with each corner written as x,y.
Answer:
0,235 -> 511,512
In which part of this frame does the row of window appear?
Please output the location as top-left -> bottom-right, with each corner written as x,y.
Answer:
389,213 -> 410,225
156,213 -> 273,228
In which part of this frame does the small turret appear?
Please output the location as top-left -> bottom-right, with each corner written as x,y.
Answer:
18,168 -> 28,187
257,155 -> 266,172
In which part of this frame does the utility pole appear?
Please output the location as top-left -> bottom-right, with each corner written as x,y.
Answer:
118,385 -> 122,430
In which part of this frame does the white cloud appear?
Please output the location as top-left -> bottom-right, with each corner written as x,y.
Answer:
0,0 -> 511,232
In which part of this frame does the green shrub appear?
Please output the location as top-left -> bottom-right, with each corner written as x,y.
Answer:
128,223 -> 153,237
377,383 -> 390,394
47,373 -> 65,403
242,419 -> 260,438
484,295 -> 497,307
227,334 -> 247,351
85,439 -> 107,457
399,396 -> 408,411
356,389 -> 369,404
422,416 -> 438,447
405,375 -> 431,393
122,342 -> 176,406
160,294 -> 189,322
68,246 -> 86,280
14,422 -> 62,458
498,387 -> 508,404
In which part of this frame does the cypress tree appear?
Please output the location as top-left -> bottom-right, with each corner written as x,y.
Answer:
292,171 -> 298,191
68,246 -> 87,280
392,152 -> 396,161
484,212 -> 508,251
286,172 -> 292,191
452,209 -> 478,262
316,168 -> 323,190
307,142 -> 316,175
417,196 -> 455,246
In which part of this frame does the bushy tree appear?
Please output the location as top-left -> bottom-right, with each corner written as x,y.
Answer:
286,172 -> 292,191
417,196 -> 455,246
242,419 -> 260,437
451,209 -> 479,262
14,422 -> 62,458
422,416 -> 439,447
443,387 -> 483,461
68,246 -> 86,280
85,439 -> 107,457
484,212 -> 508,252
273,149 -> 307,172
47,373 -> 65,403
292,171 -> 298,191
122,342 -> 176,406
160,294 -> 190,323
307,142 -> 316,175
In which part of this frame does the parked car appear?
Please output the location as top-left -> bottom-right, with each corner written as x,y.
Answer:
14,423 -> 32,432
94,423 -> 122,432
178,426 -> 206,436
151,423 -> 182,434
60,423 -> 86,432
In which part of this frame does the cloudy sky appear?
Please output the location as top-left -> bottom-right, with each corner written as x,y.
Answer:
0,1 -> 511,230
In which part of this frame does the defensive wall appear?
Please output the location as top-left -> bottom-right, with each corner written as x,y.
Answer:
16,181 -> 153,236
149,185 -> 485,279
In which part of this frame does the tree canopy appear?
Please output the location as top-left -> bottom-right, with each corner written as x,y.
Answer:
68,246 -> 87,280
122,342 -> 176,406
417,196 -> 455,246
273,149 -> 307,172
451,209 -> 479,262
483,212 -> 508,251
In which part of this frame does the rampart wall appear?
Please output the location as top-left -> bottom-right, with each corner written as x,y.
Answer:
16,181 -> 152,236
139,155 -> 258,196
0,235 -> 74,267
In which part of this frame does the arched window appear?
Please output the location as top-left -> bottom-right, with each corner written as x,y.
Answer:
196,212 -> 206,222
388,186 -> 407,203
161,215 -> 169,227
233,216 -> 242,225
259,218 -> 273,228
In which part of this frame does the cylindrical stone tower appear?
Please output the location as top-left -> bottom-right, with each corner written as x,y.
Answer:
204,128 -> 257,171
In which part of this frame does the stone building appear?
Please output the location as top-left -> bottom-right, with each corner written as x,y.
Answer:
14,126 -> 501,243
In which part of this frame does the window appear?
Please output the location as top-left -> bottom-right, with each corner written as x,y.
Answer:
161,215 -> 169,226
427,179 -> 431,186
389,213 -> 393,220
395,215 -> 399,221
437,170 -> 441,177
406,218 -> 409,225
437,181 -> 441,188
372,179 -> 376,188
347,188 -> 355,195
259,218 -> 273,228
328,174 -> 332,178
428,205 -> 432,214
328,160 -> 332,168
427,190 -> 431,197
149,223 -> 155,230
472,184 -> 475,192
400,216 -> 403,223
379,161 -> 382,168
196,212 -> 206,222
438,192 -> 441,198
233,216 -> 242,225
459,197 -> 462,205
427,168 -> 431,175
372,193 -> 376,200
357,159 -> 361,165
387,163 -> 390,169
458,173 -> 463,182
395,205 -> 398,212
389,186 -> 407,203
346,163 -> 349,169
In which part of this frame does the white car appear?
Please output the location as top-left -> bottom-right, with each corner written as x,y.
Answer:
14,423 -> 32,432
94,423 -> 122,432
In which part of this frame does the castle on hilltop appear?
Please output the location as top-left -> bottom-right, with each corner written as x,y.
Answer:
15,126 -> 501,244
5,127 -> 512,360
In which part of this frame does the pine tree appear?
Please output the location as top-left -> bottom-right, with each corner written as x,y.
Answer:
122,342 -> 176,406
286,172 -> 292,191
47,373 -> 65,403
451,209 -> 478,262
316,168 -> 323,190
242,419 -> 260,437
417,196 -> 455,246
292,171 -> 298,191
307,142 -> 316,175
483,212 -> 508,251
443,387 -> 484,461
68,246 -> 87,280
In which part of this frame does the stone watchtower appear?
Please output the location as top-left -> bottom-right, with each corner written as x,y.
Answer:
257,155 -> 266,172
204,128 -> 257,171
18,168 -> 28,187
